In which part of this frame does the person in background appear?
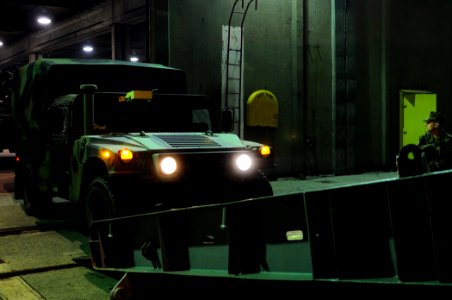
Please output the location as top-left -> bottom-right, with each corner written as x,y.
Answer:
418,111 -> 452,171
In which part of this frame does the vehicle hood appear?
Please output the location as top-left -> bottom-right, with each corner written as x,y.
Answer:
85,132 -> 247,152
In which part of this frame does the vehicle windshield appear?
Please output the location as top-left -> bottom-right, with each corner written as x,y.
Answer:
93,93 -> 216,133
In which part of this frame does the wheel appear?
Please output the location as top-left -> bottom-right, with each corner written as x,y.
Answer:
397,144 -> 426,177
233,175 -> 274,201
86,177 -> 117,226
247,176 -> 274,198
22,170 -> 52,217
254,172 -> 273,197
85,177 -> 133,268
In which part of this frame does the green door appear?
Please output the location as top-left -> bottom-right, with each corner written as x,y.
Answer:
400,89 -> 436,148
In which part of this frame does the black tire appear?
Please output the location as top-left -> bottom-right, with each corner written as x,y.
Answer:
85,177 -> 133,268
259,174 -> 274,197
397,144 -> 426,177
86,177 -> 117,226
249,176 -> 274,198
234,176 -> 273,201
22,171 -> 52,217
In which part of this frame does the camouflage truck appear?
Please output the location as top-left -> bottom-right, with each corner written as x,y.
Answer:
0,69 -> 16,153
12,58 -> 274,227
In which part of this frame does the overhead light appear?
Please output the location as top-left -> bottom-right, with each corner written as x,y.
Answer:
130,56 -> 139,62
83,45 -> 94,53
0,41 -> 3,47
37,16 -> 52,25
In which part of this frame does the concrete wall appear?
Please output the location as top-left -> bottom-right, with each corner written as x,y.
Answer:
333,0 -> 387,174
169,0 -> 305,177
242,0 -> 304,177
352,0 -> 386,173
304,0 -> 334,176
168,0 -> 452,178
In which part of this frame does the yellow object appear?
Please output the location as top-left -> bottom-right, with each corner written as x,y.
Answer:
100,149 -> 111,159
125,90 -> 153,101
399,89 -> 436,148
246,90 -> 278,127
259,145 -> 271,157
119,148 -> 133,163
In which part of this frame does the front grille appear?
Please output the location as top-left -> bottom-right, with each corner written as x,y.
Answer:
155,134 -> 220,148
181,153 -> 228,178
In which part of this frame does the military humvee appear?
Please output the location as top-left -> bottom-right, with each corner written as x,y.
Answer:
12,58 -> 274,226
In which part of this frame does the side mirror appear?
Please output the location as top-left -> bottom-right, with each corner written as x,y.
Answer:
221,108 -> 233,132
80,84 -> 98,135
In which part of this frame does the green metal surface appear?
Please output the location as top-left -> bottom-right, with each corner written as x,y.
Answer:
400,89 -> 436,148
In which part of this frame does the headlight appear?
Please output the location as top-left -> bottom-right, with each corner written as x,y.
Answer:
259,145 -> 271,157
235,154 -> 252,171
160,156 -> 177,175
100,149 -> 112,159
118,148 -> 133,163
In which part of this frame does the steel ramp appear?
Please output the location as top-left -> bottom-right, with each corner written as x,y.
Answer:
88,170 -> 452,296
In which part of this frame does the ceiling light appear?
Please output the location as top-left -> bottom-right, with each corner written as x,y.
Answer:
0,41 -> 3,47
37,16 -> 52,25
83,45 -> 94,53
130,56 -> 139,62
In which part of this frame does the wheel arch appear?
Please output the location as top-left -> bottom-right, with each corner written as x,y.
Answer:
79,157 -> 109,206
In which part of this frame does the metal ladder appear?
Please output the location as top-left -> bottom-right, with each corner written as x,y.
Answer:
224,0 -> 257,137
